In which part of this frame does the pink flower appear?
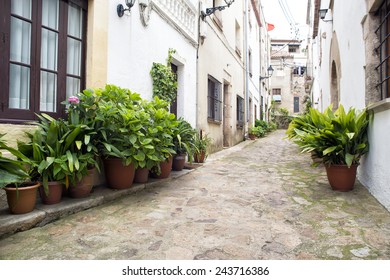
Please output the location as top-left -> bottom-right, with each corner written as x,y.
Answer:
68,96 -> 80,104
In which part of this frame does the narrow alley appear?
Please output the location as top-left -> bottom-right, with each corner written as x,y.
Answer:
1,130 -> 390,260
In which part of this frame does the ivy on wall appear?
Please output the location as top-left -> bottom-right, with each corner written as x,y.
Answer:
150,49 -> 177,104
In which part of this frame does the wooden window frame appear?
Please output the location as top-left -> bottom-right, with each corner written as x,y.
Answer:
0,0 -> 87,123
236,95 -> 244,127
207,75 -> 222,123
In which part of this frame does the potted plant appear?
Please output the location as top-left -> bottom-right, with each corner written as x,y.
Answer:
148,98 -> 177,178
286,105 -> 369,191
94,85 -> 143,189
131,100 -> 162,183
172,118 -> 197,171
193,132 -> 212,163
62,94 -> 101,197
18,113 -> 100,203
0,134 -> 40,214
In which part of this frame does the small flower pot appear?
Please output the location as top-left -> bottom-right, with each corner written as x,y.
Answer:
68,168 -> 96,198
172,154 -> 186,171
39,181 -> 63,205
150,157 -> 173,179
4,182 -> 40,214
134,167 -> 149,184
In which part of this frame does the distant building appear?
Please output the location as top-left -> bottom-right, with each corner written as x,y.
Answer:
270,39 -> 308,115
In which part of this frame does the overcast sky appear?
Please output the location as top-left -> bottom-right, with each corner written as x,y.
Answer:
261,0 -> 308,41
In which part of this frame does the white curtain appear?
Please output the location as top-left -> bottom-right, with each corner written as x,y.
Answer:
40,0 -> 59,112
9,1 -> 32,110
66,3 -> 83,98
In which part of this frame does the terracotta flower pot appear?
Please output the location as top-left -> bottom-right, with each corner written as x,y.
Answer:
134,167 -> 149,184
4,182 -> 40,214
150,157 -> 173,179
325,164 -> 358,192
104,158 -> 135,189
172,154 -> 186,171
68,168 -> 96,198
249,133 -> 256,140
39,181 -> 63,205
194,151 -> 206,163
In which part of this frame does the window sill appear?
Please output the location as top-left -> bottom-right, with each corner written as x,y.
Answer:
208,118 -> 221,125
367,98 -> 390,114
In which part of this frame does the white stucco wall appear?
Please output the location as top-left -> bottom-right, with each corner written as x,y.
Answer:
333,1 -> 366,110
197,0 -> 246,151
311,0 -> 390,211
106,1 -> 198,127
316,21 -> 333,110
358,108 -> 390,210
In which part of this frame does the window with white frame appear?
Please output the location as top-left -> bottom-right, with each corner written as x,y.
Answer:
272,88 -> 282,102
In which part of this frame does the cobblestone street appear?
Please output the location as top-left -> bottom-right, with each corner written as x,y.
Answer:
1,130 -> 390,260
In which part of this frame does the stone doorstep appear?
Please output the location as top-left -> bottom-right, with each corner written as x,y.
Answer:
0,169 -> 194,239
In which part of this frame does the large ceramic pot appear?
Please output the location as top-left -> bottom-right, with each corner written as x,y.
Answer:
172,154 -> 186,171
68,168 -> 95,198
150,157 -> 173,179
104,158 -> 135,189
134,167 -> 149,184
325,164 -> 358,192
4,182 -> 40,214
39,181 -> 63,205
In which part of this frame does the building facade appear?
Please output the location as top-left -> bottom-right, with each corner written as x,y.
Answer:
270,39 -> 308,115
0,0 -> 270,156
197,0 -> 265,152
308,0 -> 390,210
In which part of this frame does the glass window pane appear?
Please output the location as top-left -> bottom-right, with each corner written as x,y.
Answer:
66,77 -> 80,98
41,29 -> 58,71
10,17 -> 31,64
42,0 -> 59,30
67,38 -> 81,76
11,0 -> 32,19
68,4 -> 83,39
9,64 -> 30,109
40,71 -> 57,112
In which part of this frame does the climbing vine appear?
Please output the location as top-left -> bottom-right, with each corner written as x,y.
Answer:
150,49 -> 177,104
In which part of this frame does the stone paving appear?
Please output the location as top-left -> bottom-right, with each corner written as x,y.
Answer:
1,130 -> 390,260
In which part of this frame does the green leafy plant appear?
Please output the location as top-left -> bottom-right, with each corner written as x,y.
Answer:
286,104 -> 370,167
249,126 -> 266,138
173,118 -> 197,162
18,114 -> 99,194
193,132 -> 212,158
150,48 -> 177,103
0,134 -> 31,188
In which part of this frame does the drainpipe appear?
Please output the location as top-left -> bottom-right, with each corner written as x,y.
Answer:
244,0 -> 250,128
259,1 -> 263,121
195,1 -> 201,131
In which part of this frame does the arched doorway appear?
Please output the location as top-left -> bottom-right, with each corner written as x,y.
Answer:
330,32 -> 341,111
331,61 -> 339,111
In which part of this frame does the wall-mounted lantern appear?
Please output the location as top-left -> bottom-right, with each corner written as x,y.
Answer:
117,0 -> 136,17
319,9 -> 333,22
260,65 -> 274,81
201,0 -> 235,20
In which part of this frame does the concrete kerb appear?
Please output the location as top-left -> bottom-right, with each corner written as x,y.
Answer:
0,138 -> 256,239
